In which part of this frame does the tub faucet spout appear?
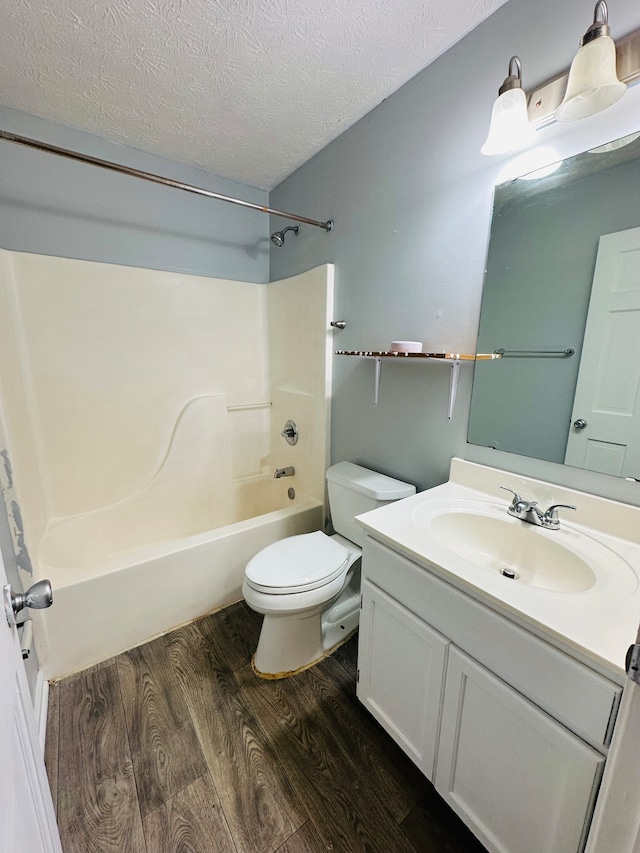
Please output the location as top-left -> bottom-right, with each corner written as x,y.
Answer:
274,466 -> 295,478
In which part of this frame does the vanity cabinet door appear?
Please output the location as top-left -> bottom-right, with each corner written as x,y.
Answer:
435,648 -> 604,853
357,579 -> 449,781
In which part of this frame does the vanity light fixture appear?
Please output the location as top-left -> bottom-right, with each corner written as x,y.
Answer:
481,57 -> 536,156
555,0 -> 626,121
481,1 -> 640,156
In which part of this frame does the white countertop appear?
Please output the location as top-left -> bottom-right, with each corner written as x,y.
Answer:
356,459 -> 640,681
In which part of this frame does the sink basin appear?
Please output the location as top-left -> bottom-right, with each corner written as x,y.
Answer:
411,500 -> 637,594
429,511 -> 595,592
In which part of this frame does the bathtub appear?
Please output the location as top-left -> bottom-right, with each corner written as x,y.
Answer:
34,480 -> 323,679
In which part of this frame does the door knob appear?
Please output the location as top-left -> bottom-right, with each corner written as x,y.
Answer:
573,418 -> 588,430
3,579 -> 53,628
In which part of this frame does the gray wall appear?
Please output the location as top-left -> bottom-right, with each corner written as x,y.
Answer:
0,105 -> 270,282
269,0 -> 640,505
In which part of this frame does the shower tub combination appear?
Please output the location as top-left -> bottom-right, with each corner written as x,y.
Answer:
0,251 -> 333,678
34,395 -> 324,677
36,476 -> 322,678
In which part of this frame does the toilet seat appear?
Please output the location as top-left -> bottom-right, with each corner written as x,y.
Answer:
245,531 -> 349,594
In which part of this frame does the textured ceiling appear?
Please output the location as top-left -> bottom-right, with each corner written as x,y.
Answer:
0,0 -> 509,190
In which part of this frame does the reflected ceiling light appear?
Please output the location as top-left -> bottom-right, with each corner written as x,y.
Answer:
555,1 -> 626,121
518,160 -> 563,180
481,57 -> 536,156
588,131 -> 640,153
497,146 -> 563,183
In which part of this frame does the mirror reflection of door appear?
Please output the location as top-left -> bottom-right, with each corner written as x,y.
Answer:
565,226 -> 640,477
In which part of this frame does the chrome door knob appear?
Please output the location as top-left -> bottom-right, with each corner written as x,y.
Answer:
3,579 -> 53,627
573,418 -> 588,430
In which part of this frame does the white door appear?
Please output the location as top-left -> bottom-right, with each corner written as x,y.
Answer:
0,554 -> 62,852
585,625 -> 640,853
565,226 -> 640,477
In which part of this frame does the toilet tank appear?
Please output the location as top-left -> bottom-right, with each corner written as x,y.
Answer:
326,462 -> 415,547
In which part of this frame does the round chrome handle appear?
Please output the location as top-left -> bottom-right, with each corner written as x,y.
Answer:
573,418 -> 588,430
22,579 -> 53,610
4,580 -> 53,627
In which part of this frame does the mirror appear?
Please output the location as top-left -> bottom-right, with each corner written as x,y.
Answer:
468,131 -> 640,478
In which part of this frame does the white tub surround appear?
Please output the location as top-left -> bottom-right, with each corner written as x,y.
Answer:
0,251 -> 334,678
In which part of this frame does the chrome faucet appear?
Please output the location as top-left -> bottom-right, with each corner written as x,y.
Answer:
500,486 -> 576,530
274,466 -> 295,479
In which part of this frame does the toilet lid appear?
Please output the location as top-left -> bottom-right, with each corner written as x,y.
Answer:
245,531 -> 349,594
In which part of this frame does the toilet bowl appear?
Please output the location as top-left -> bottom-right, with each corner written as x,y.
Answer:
243,462 -> 415,677
243,530 -> 361,676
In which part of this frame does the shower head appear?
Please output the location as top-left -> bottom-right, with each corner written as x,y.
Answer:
271,225 -> 300,247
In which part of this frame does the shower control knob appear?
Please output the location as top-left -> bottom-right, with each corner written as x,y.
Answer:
281,420 -> 299,445
573,418 -> 588,430
4,579 -> 53,628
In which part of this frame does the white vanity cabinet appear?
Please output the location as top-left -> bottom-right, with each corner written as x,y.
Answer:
357,536 -> 619,853
358,580 -> 449,780
437,647 -> 604,853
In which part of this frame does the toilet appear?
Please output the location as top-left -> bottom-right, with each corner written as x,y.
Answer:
243,462 -> 415,677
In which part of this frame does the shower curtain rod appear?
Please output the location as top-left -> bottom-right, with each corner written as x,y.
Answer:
0,129 -> 334,232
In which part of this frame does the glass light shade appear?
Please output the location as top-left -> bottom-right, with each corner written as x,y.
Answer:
555,35 -> 626,121
481,87 -> 535,156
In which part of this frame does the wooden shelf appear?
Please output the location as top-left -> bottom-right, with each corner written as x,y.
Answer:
335,350 -> 496,360
335,350 -> 500,418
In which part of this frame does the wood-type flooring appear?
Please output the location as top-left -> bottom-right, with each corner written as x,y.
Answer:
45,601 -> 488,853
